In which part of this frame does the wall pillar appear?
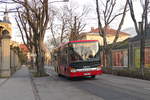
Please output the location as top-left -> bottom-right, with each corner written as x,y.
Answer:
0,30 -> 11,77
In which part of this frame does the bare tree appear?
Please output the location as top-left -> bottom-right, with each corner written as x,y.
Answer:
14,0 -> 49,76
127,0 -> 150,76
96,0 -> 128,67
49,6 -> 69,45
48,5 -> 89,46
68,6 -> 89,41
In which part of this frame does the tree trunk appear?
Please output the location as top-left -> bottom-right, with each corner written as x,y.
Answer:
102,50 -> 106,67
140,39 -> 145,78
108,49 -> 113,67
35,47 -> 45,76
105,48 -> 113,67
139,22 -> 145,78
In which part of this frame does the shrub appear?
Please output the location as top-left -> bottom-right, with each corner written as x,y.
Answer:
102,67 -> 150,81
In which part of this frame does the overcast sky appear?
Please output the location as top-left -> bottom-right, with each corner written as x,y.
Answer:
0,0 -> 144,42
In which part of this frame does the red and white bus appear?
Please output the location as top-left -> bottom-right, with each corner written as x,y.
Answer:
52,40 -> 102,78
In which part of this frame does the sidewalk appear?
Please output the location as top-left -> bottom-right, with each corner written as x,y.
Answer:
0,78 -> 7,87
0,65 -> 103,100
0,66 -> 35,100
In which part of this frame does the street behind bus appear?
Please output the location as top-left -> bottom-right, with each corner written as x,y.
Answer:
37,66 -> 150,100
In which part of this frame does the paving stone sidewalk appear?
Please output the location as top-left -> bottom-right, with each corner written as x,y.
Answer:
0,66 -> 35,100
0,78 -> 7,86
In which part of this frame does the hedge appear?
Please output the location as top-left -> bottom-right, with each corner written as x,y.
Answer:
102,67 -> 150,80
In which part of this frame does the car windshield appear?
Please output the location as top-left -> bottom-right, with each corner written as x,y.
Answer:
71,41 -> 99,60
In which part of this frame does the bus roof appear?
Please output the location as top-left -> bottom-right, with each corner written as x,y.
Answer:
68,40 -> 98,43
58,40 -> 99,48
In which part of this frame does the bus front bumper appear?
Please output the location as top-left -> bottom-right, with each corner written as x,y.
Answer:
70,68 -> 102,77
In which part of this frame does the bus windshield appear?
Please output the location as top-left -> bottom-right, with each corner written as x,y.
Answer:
70,41 -> 99,61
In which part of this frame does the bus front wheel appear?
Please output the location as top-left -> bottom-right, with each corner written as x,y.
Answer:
91,75 -> 96,78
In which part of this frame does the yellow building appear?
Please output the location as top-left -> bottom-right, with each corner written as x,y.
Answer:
80,27 -> 130,45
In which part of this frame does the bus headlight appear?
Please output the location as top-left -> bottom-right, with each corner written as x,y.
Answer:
71,69 -> 77,72
70,67 -> 77,72
96,67 -> 101,70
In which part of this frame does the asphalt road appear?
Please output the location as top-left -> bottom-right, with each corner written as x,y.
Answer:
35,67 -> 150,100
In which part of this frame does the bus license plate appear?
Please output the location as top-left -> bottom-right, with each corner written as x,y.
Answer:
84,73 -> 91,75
